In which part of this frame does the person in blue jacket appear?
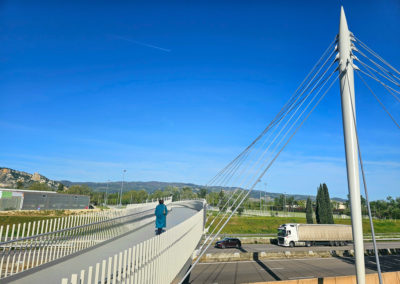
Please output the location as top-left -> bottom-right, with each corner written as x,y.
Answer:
155,199 -> 168,235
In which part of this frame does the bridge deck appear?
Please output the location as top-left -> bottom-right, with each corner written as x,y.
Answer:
4,206 -> 197,284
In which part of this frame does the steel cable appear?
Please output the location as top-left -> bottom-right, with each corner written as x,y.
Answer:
354,36 -> 400,80
205,58 -> 336,234
204,42 -> 337,227
180,73 -> 339,284
344,72 -> 383,284
355,71 -> 400,130
200,59 -> 338,257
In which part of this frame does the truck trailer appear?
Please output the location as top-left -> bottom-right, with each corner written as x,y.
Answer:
277,223 -> 353,247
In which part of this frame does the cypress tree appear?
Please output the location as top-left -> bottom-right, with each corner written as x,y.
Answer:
320,185 -> 328,223
322,183 -> 334,224
306,197 -> 313,224
315,184 -> 322,224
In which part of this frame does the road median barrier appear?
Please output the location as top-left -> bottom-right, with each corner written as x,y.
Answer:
194,247 -> 400,263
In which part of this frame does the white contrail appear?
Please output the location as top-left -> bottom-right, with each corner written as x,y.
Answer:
112,35 -> 171,52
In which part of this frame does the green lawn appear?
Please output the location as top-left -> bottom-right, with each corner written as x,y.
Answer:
0,216 -> 59,229
0,210 -> 75,236
206,215 -> 400,234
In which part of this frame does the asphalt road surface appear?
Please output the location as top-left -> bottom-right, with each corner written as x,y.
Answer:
4,206 -> 197,284
189,255 -> 400,284
205,241 -> 400,254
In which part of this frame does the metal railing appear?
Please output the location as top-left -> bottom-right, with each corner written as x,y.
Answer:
0,198 -> 172,279
61,200 -> 206,284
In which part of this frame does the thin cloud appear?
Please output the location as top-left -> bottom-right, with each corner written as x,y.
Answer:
112,35 -> 171,52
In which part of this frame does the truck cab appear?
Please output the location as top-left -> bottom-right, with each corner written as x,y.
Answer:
277,223 -> 299,247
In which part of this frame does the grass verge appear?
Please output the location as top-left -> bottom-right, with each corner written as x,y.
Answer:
206,215 -> 400,234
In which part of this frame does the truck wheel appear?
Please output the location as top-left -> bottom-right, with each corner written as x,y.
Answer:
289,241 -> 295,248
221,244 -> 225,249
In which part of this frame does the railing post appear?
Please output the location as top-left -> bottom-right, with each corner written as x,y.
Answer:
94,262 -> 100,284
107,257 -> 112,284
112,254 -> 117,284
88,265 -> 93,284
101,260 -> 106,284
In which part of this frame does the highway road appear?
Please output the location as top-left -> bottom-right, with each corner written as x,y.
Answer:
189,255 -> 400,283
4,206 -> 197,284
205,241 -> 400,254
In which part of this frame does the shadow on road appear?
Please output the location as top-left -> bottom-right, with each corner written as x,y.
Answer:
334,254 -> 400,273
238,247 -> 248,253
252,252 -> 281,281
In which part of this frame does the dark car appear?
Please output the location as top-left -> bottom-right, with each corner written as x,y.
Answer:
215,238 -> 242,249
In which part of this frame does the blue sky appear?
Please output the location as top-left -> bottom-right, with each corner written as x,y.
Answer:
1,1 -> 399,200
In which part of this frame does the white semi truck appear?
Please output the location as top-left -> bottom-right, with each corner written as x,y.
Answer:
277,223 -> 353,247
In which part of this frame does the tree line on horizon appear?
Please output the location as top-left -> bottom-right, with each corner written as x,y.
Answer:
15,181 -> 400,219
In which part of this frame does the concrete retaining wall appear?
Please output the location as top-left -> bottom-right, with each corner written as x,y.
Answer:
195,248 -> 400,263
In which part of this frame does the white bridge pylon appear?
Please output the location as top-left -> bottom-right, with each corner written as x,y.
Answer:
337,6 -> 365,284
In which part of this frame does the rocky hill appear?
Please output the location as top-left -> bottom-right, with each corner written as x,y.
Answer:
0,167 -> 64,191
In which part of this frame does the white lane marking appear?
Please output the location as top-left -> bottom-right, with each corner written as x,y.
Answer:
198,261 -> 255,265
270,267 -> 284,270
288,276 -> 315,280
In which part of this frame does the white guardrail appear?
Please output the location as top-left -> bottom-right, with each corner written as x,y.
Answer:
0,197 -> 172,279
61,201 -> 205,284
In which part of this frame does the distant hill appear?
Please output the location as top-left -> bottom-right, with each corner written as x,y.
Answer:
0,167 -> 64,191
60,180 -> 346,202
0,167 -> 346,202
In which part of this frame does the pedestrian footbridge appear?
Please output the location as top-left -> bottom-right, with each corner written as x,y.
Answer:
1,199 -> 206,284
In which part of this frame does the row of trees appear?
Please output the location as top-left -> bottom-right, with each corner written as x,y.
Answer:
370,197 -> 400,219
73,185 -> 201,206
22,182 -> 400,220
19,183 -> 202,205
15,181 -> 65,192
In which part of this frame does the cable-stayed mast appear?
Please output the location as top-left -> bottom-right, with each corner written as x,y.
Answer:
337,6 -> 365,284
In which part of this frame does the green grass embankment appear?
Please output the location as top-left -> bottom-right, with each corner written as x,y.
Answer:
206,215 -> 400,235
0,216 -> 59,229
0,209 -> 91,236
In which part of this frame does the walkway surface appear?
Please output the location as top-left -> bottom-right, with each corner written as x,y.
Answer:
5,206 -> 197,284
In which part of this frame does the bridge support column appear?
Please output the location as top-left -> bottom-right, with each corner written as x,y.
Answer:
338,6 -> 365,284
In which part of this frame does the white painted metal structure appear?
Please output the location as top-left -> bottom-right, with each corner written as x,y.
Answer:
0,198 -> 171,279
61,201 -> 205,284
337,7 -> 365,284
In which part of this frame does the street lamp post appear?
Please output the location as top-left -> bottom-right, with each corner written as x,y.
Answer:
105,180 -> 109,206
119,170 -> 126,207
284,192 -> 286,216
264,182 -> 267,212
